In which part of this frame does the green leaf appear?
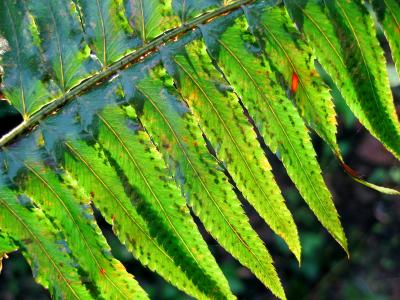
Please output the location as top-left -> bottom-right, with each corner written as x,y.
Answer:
247,2 -> 400,195
0,232 -> 16,256
62,139 -> 216,299
372,0 -> 400,78
0,231 -> 17,274
285,0 -> 400,160
124,0 -> 179,43
3,143 -> 148,300
129,65 -> 283,299
27,0 -> 98,92
245,3 -> 339,155
0,0 -> 57,118
73,0 -> 137,67
163,39 -> 300,261
0,183 -> 93,299
201,14 -> 348,257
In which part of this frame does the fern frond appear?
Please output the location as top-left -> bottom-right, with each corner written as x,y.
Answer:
245,3 -> 339,155
160,38 -> 301,261
0,0 -> 398,298
61,138 -> 217,298
27,0 -> 98,92
285,0 -> 400,160
39,85 -> 228,298
76,83 -> 233,298
201,14 -> 348,254
2,142 -> 148,300
73,0 -> 136,67
0,0 -> 56,118
0,184 -> 93,299
127,65 -> 284,298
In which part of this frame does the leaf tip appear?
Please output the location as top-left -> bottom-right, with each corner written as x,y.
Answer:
291,241 -> 301,266
336,233 -> 350,258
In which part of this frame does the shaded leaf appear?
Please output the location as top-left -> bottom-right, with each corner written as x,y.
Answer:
124,0 -> 179,43
74,0 -> 137,67
0,0 -> 57,118
27,0 -> 98,92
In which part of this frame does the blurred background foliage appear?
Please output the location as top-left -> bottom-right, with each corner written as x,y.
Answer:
0,21 -> 399,300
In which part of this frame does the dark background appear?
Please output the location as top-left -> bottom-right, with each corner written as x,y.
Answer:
0,40 -> 399,300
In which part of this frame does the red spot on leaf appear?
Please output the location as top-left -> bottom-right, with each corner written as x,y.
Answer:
291,72 -> 299,93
